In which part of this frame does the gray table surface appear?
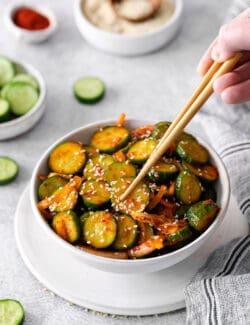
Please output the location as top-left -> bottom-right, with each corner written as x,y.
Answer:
0,0 -> 229,324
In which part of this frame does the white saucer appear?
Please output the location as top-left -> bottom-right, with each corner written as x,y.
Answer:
15,186 -> 248,316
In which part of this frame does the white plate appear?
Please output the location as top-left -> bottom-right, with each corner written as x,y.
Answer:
15,186 -> 248,316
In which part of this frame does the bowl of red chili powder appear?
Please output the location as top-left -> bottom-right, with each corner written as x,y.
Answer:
4,4 -> 57,43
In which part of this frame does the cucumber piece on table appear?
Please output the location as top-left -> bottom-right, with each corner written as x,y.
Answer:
148,160 -> 179,183
49,141 -> 86,175
112,214 -> 138,250
80,179 -> 110,210
0,98 -> 11,122
73,77 -> 105,104
0,57 -> 15,87
175,171 -> 202,204
176,140 -> 209,165
127,138 -> 157,164
38,175 -> 68,200
91,126 -> 130,154
3,82 -> 39,116
0,157 -> 19,185
52,211 -> 81,243
187,200 -> 219,232
83,211 -> 117,249
83,153 -> 114,179
111,177 -> 150,214
11,73 -> 39,90
104,161 -> 136,183
0,299 -> 24,325
182,160 -> 219,182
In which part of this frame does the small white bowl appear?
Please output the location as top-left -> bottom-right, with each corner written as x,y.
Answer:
0,57 -> 46,140
30,118 -> 230,274
74,0 -> 183,56
4,3 -> 57,43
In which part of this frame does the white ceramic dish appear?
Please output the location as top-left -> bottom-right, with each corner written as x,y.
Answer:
4,3 -> 57,43
30,118 -> 230,274
0,57 -> 46,140
74,0 -> 183,56
16,188 -> 248,315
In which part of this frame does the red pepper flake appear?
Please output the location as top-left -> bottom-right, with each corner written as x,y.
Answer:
13,7 -> 50,31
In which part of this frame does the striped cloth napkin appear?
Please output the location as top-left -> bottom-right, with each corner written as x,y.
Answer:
184,0 -> 250,324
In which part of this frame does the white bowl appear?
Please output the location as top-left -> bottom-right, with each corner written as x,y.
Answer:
0,57 -> 46,140
30,118 -> 230,274
4,3 -> 57,43
74,0 -> 183,56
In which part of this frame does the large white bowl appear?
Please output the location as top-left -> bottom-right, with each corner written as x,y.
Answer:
30,119 -> 230,273
0,57 -> 46,140
74,0 -> 183,56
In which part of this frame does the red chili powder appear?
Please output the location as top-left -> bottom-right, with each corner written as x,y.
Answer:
13,7 -> 50,31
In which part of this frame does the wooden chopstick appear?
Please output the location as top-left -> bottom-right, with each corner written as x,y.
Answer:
120,52 -> 242,201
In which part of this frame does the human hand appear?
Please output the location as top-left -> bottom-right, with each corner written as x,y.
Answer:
197,8 -> 250,104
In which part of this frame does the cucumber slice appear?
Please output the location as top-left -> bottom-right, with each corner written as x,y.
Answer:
0,157 -> 19,185
80,179 -> 110,210
4,82 -> 39,116
83,211 -> 117,249
112,215 -> 138,250
11,73 -> 39,90
104,161 -> 136,183
111,177 -> 150,214
73,77 -> 105,104
0,98 -> 11,122
127,138 -> 157,164
0,299 -> 24,325
137,222 -> 154,244
83,153 -> 114,180
182,161 -> 219,182
176,140 -> 209,165
49,141 -> 86,175
52,211 -> 81,243
38,175 -> 68,200
175,171 -> 202,204
187,200 -> 219,232
91,126 -> 130,154
152,121 -> 171,140
166,224 -> 193,247
0,57 -> 15,87
148,161 -> 179,183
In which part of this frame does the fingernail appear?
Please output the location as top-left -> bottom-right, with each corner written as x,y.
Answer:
211,48 -> 220,61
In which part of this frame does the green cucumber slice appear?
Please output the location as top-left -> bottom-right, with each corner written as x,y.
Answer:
80,179 -> 110,210
127,138 -> 157,164
4,82 -> 39,116
49,141 -> 86,175
38,175 -> 68,200
182,161 -> 219,182
111,177 -> 150,214
104,161 -> 136,183
166,224 -> 193,247
91,126 -> 130,154
0,98 -> 11,122
152,121 -> 171,140
11,73 -> 39,90
175,171 -> 202,204
83,153 -> 114,179
52,211 -> 81,243
73,77 -> 105,104
187,200 -> 219,232
176,140 -> 209,165
83,211 -> 117,248
0,157 -> 19,185
0,299 -> 24,325
112,215 -> 138,250
0,57 -> 15,87
148,161 -> 179,183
